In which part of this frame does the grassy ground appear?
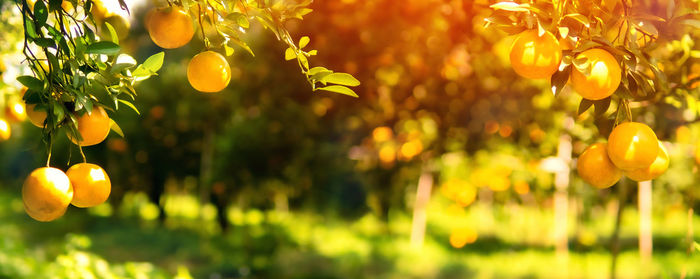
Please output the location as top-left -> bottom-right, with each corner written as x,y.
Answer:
0,189 -> 698,279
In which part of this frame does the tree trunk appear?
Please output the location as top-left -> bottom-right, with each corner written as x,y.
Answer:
409,171 -> 433,249
554,134 -> 572,259
610,179 -> 629,279
638,180 -> 653,263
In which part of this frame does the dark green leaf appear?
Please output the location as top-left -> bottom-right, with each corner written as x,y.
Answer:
86,41 -> 121,55
17,76 -> 44,91
34,38 -> 56,48
33,0 -> 49,26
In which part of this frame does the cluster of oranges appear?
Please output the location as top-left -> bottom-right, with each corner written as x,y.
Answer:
19,85 -> 115,221
509,29 -> 621,101
23,164 -> 110,222
508,29 -> 669,187
577,122 -> 669,188
145,6 -> 232,93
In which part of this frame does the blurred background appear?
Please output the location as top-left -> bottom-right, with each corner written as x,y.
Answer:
1,0 -> 700,278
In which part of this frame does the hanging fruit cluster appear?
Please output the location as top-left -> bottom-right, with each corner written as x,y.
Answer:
486,0 -> 700,187
145,0 -> 361,96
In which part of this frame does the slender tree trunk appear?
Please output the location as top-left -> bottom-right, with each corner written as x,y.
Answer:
554,134 -> 572,259
638,180 -> 653,263
610,179 -> 629,279
410,170 -> 433,249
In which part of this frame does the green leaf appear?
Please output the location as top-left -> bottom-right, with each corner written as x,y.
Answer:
142,52 -> 164,72
694,242 -> 700,252
285,48 -> 296,60
109,119 -> 125,137
299,36 -> 310,48
17,76 -> 44,91
308,67 -> 330,76
226,12 -> 250,29
33,0 -> 49,26
34,38 -> 56,48
48,0 -> 63,11
320,73 -> 360,87
118,99 -> 140,115
85,41 -> 121,55
24,17 -> 37,39
316,85 -> 359,98
103,21 -> 119,44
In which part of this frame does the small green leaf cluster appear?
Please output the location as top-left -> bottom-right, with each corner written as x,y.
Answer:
16,0 -> 162,151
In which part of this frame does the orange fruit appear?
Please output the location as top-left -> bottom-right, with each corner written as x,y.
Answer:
570,48 -> 621,100
26,104 -> 47,128
577,143 -> 622,188
187,51 -> 232,92
146,7 -> 194,49
66,163 -> 111,208
90,0 -> 110,23
22,167 -> 73,222
0,119 -> 10,141
607,122 -> 659,170
449,226 -> 478,248
21,87 -> 47,128
509,30 -> 562,79
625,141 -> 669,181
68,106 -> 111,146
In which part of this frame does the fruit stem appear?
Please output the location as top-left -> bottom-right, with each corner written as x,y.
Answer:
197,2 -> 210,50
45,136 -> 52,167
79,145 -> 87,163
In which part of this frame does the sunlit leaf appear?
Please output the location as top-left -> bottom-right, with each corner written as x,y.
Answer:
86,41 -> 121,55
320,73 -> 360,87
317,85 -> 359,97
110,119 -> 125,137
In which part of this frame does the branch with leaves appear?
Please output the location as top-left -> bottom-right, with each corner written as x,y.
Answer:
174,0 -> 361,97
16,0 -> 163,163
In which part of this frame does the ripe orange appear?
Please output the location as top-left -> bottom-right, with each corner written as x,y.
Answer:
187,51 -> 232,93
68,106 -> 111,146
26,104 -> 47,128
0,119 -> 10,141
570,48 -> 621,100
625,141 -> 669,181
577,143 -> 622,188
607,122 -> 659,170
146,7 -> 194,49
66,163 -> 111,208
22,167 -> 73,222
509,30 -> 562,79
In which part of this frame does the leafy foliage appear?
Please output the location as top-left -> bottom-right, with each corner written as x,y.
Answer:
177,0 -> 361,97
15,0 -> 162,160
486,0 -> 700,129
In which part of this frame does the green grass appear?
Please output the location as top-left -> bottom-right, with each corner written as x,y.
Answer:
1,189 -> 699,278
